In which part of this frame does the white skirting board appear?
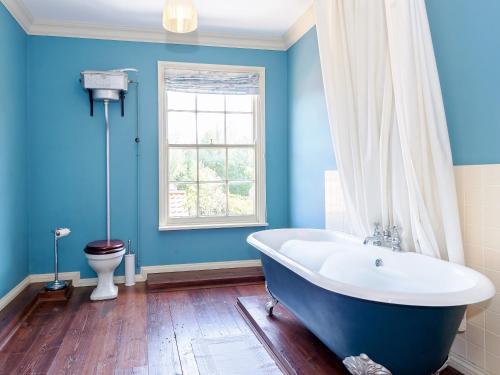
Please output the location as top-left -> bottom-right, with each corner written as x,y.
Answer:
448,354 -> 488,375
0,276 -> 31,312
0,259 -> 262,311
138,259 -> 262,280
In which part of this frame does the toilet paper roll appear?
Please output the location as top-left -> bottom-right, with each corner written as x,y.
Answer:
55,228 -> 71,238
125,254 -> 136,286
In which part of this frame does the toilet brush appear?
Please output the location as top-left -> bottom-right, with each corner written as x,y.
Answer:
45,227 -> 71,291
125,239 -> 136,287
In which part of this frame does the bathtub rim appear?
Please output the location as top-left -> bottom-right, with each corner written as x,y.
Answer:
247,228 -> 495,307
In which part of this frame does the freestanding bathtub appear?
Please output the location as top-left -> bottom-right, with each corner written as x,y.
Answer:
247,229 -> 495,375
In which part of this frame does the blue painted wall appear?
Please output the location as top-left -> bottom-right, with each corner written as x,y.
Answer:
0,4 -> 28,297
27,36 -> 288,277
287,28 -> 335,229
426,0 -> 500,165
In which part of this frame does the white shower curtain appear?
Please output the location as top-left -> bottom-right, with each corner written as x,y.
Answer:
314,0 -> 464,263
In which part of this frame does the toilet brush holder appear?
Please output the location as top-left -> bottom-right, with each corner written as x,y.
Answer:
125,254 -> 135,286
45,227 -> 71,291
124,240 -> 135,287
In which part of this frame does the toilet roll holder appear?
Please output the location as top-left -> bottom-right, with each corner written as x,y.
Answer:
45,227 -> 71,291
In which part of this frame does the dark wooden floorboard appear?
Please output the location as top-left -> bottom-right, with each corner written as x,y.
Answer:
46,287 -> 101,375
0,283 -> 45,351
168,290 -> 203,375
0,282 -> 462,375
115,284 -> 149,372
147,292 -> 182,375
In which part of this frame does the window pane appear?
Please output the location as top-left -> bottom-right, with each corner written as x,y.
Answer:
169,148 -> 197,181
168,112 -> 196,144
197,113 -> 224,144
197,94 -> 224,111
169,183 -> 197,217
228,182 -> 255,216
199,183 -> 226,216
228,148 -> 254,180
226,113 -> 253,144
199,148 -> 226,181
167,91 -> 195,111
226,95 -> 253,112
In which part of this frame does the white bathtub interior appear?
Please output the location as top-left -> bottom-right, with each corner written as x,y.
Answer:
249,229 -> 495,307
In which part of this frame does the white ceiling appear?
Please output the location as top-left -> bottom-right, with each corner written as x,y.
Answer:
19,0 -> 313,42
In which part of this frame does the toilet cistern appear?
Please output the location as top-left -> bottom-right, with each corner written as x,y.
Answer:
45,227 -> 71,291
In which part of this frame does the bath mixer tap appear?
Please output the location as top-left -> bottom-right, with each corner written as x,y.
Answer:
391,225 -> 402,252
364,223 -> 403,251
363,223 -> 382,246
383,227 -> 391,243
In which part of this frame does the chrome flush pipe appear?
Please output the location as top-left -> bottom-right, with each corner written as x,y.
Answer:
104,99 -> 111,243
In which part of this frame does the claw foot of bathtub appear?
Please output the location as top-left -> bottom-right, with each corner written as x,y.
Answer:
265,297 -> 278,316
264,282 -> 279,316
343,353 -> 391,375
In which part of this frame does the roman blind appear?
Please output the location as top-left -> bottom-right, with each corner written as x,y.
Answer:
164,68 -> 260,95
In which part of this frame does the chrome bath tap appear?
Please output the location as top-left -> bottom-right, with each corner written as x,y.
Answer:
364,223 -> 403,252
363,223 -> 382,246
390,225 -> 401,252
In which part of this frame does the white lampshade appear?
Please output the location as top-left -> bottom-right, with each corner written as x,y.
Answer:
163,0 -> 198,33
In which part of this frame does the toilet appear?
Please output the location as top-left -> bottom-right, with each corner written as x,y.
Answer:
84,240 -> 125,300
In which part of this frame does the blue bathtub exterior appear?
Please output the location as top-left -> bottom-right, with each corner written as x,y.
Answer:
261,254 -> 466,375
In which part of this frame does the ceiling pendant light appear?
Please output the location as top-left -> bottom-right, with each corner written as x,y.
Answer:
163,0 -> 198,33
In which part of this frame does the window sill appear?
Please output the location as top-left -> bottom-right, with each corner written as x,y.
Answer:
158,222 -> 269,231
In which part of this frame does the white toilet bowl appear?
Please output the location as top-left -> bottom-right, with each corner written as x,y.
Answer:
84,240 -> 125,300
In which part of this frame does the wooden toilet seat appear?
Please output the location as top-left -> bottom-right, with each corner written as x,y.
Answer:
84,239 -> 125,255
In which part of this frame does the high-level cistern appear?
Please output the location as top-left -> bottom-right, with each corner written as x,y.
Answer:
363,223 -> 402,252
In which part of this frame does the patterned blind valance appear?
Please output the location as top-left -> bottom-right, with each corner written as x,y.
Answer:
164,68 -> 260,95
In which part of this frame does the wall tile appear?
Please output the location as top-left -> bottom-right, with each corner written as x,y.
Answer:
485,186 -> 500,208
465,205 -> 483,229
486,331 -> 500,357
464,166 -> 483,187
451,335 -> 466,358
485,248 -> 500,271
464,224 -> 483,247
467,304 -> 486,328
485,270 -> 500,291
454,167 -> 465,187
484,206 -> 500,229
466,323 -> 485,347
486,311 -> 500,336
465,185 -> 484,207
485,294 -> 500,315
484,165 -> 500,186
464,245 -> 484,269
485,352 -> 500,375
467,341 -> 485,368
484,227 -> 500,250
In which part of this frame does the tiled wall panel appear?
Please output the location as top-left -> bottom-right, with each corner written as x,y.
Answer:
455,165 -> 500,374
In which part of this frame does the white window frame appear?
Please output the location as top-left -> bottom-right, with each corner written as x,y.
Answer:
158,61 -> 267,231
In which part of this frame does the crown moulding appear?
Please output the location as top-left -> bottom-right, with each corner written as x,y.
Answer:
1,0 -> 315,51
